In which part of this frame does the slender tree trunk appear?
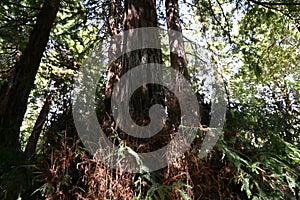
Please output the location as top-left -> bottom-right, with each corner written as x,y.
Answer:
0,0 -> 60,151
166,0 -> 211,128
166,0 -> 189,78
165,1 -> 194,198
24,95 -> 51,158
165,0 -> 190,129
165,1 -> 213,198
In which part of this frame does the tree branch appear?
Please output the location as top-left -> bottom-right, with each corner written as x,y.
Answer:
248,0 -> 300,6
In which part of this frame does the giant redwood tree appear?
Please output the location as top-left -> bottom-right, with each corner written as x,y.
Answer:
0,0 -> 299,199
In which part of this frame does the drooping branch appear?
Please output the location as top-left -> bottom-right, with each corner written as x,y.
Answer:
247,0 -> 300,6
184,0 -> 232,43
247,0 -> 300,32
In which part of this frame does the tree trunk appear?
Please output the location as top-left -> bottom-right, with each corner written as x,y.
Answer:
122,0 -> 163,131
0,0 -> 60,151
166,0 -> 189,78
165,1 -> 212,198
165,0 -> 190,129
104,0 -> 122,115
24,95 -> 51,158
121,0 -> 166,196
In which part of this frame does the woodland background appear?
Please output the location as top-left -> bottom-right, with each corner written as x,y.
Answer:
0,0 -> 299,199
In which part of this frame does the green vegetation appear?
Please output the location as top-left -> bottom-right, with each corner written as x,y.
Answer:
0,0 -> 299,199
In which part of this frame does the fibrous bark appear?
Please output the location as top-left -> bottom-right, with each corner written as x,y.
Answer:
122,0 -> 163,126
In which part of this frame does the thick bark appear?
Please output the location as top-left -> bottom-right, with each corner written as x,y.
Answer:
0,0 -> 60,150
121,0 -> 166,195
24,95 -> 51,158
122,0 -> 163,125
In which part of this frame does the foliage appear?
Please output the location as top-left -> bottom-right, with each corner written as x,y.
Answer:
0,0 -> 299,199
